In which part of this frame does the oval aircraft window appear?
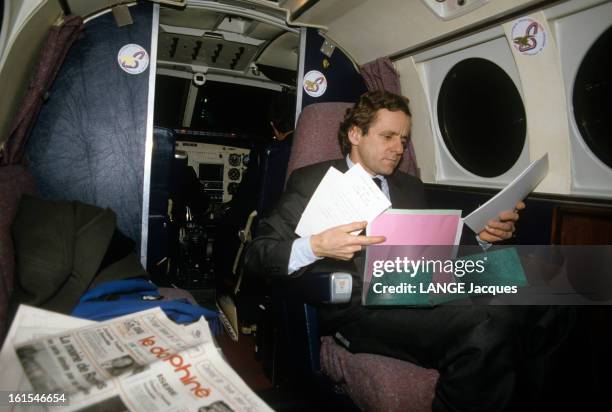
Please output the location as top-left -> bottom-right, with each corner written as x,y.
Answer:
437,58 -> 526,178
573,25 -> 612,169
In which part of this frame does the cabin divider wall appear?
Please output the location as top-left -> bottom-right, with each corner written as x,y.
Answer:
299,27 -> 367,109
25,3 -> 153,249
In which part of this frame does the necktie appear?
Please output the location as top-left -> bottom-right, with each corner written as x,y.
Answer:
372,177 -> 383,190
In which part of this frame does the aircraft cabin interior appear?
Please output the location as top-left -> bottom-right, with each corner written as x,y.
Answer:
0,0 -> 611,411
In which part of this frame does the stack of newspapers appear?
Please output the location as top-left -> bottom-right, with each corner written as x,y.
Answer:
0,305 -> 272,411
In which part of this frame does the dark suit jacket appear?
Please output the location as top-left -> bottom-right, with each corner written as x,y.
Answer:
244,159 -> 427,292
11,195 -> 146,313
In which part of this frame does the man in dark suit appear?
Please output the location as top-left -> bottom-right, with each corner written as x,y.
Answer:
245,91 -> 555,411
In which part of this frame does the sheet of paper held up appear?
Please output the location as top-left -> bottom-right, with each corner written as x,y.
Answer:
295,164 -> 391,237
463,154 -> 549,233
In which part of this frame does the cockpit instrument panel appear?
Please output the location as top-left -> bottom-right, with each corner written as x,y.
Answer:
175,141 -> 250,203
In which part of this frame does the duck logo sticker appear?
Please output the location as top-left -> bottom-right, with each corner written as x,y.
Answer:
511,18 -> 546,55
303,70 -> 327,97
117,44 -> 149,74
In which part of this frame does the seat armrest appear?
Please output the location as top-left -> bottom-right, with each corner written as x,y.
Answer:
262,272 -> 353,383
272,272 -> 353,304
324,272 -> 352,303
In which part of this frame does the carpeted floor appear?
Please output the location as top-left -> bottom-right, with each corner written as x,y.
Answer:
216,331 -> 273,392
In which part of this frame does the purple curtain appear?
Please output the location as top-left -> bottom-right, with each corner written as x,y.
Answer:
360,57 -> 419,177
0,15 -> 83,165
0,15 -> 82,343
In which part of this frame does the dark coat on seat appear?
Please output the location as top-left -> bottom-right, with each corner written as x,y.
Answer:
11,195 -> 146,313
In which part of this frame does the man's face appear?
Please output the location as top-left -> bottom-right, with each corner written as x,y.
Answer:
348,108 -> 411,176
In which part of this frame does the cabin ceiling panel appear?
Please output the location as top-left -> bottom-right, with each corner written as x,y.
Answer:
160,7 -> 220,30
157,3 -> 295,74
160,6 -> 285,40
2,0 -> 56,53
247,21 -> 285,40
66,0 -> 122,17
158,31 -> 259,71
256,31 -> 298,70
214,0 -> 286,19
295,0 -> 540,63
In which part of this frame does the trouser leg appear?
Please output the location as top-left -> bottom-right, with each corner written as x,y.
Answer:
328,306 -> 526,412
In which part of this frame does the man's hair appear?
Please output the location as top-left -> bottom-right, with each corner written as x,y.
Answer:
338,90 -> 411,156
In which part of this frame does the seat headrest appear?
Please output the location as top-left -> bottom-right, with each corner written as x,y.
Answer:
286,102 -> 353,179
286,102 -> 417,181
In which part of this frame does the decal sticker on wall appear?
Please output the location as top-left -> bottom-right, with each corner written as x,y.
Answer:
117,44 -> 149,74
303,70 -> 327,97
511,18 -> 546,55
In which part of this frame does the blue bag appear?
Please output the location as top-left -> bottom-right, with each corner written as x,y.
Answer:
72,278 -> 220,334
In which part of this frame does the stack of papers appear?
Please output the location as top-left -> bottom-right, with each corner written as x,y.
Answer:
295,164 -> 391,237
463,154 -> 549,233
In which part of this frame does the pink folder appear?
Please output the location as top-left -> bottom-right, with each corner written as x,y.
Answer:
367,209 -> 463,245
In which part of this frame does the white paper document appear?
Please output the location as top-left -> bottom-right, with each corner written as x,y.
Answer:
463,154 -> 549,233
295,164 -> 391,237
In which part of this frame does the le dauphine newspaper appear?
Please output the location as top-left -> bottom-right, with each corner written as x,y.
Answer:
0,305 -> 272,412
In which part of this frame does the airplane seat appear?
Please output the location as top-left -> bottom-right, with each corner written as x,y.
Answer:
284,103 -> 353,179
168,151 -> 215,288
150,127 -> 176,216
257,140 -> 293,217
147,126 -> 176,283
213,145 -> 263,290
271,102 -> 438,411
148,127 -> 211,285
169,154 -> 209,224
216,141 -> 294,331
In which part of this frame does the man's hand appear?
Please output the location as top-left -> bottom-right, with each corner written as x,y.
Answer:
311,221 -> 386,261
478,201 -> 526,243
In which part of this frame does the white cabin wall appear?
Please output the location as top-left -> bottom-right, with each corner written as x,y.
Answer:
394,56 -> 436,184
0,0 -> 62,148
396,10 -> 573,196
1,0 -> 45,49
502,11 -> 571,194
295,0 -> 571,194
295,0 -> 540,63
296,0 -> 599,196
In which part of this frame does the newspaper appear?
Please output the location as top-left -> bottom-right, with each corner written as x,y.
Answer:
1,305 -> 272,412
0,306 -> 95,412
